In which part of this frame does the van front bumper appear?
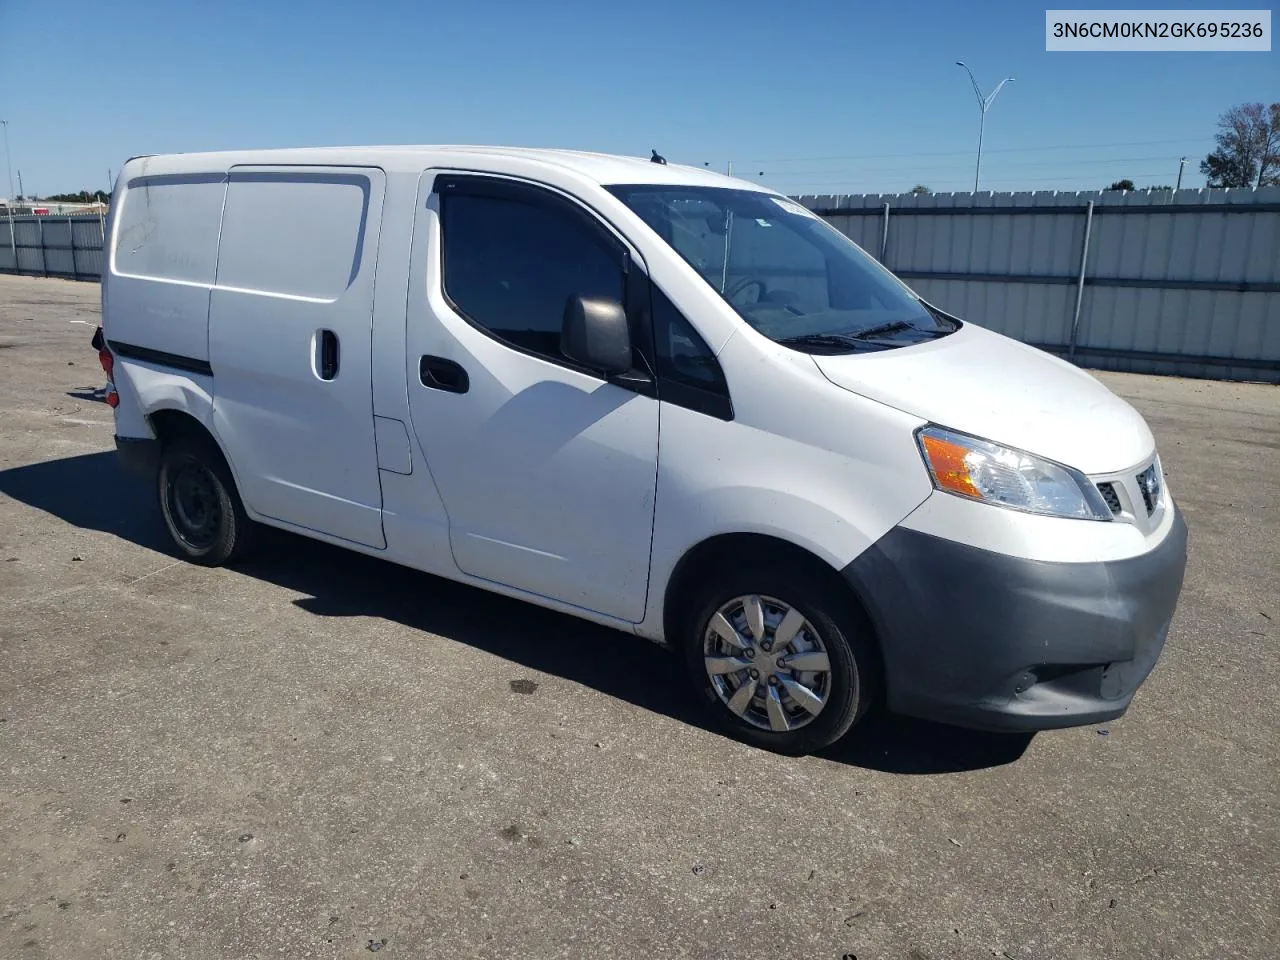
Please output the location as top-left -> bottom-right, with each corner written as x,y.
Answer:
842,506 -> 1188,732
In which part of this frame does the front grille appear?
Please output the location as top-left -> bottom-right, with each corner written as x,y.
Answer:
1097,481 -> 1122,515
1136,464 -> 1161,515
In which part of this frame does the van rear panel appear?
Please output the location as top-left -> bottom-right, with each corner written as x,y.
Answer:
103,170 -> 226,364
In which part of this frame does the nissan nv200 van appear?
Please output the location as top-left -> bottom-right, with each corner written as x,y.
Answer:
96,147 -> 1187,754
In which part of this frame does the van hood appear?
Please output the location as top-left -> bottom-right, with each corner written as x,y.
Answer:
811,323 -> 1154,475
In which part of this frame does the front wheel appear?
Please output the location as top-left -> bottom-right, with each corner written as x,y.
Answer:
683,565 -> 878,755
157,436 -> 255,566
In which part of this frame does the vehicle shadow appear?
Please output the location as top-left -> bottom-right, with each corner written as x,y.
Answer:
66,386 -> 109,403
0,451 -> 1032,774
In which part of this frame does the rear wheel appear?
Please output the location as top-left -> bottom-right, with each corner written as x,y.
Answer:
157,436 -> 255,566
682,564 -> 877,755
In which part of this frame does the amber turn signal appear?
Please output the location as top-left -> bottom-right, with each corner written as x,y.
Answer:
920,433 -> 980,497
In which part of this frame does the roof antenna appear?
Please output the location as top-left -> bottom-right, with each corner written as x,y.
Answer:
650,149 -> 667,165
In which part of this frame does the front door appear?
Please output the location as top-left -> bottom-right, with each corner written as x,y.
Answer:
404,173 -> 658,622
209,166 -> 386,548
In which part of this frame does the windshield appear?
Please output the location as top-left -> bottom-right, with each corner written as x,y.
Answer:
609,185 -> 957,353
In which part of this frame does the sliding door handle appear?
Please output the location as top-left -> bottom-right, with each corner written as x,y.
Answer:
317,330 -> 340,380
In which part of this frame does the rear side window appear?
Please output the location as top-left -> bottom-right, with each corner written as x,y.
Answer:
440,192 -> 624,362
113,174 -> 225,284
216,172 -> 371,300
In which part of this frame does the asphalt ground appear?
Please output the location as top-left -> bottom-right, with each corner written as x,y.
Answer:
1,274 -> 1277,959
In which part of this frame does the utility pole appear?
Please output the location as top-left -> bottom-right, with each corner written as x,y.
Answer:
17,169 -> 24,201
955,61 -> 1014,193
2,120 -> 13,267
0,120 -> 13,201
0,120 -> 14,268
1175,156 -> 1187,191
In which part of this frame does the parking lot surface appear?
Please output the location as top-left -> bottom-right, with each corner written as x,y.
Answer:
2,274 -> 1277,959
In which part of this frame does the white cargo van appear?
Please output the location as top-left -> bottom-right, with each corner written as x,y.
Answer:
96,146 -> 1187,754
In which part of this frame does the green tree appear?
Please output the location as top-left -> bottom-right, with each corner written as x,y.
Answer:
909,184 -> 931,195
1106,179 -> 1136,191
44,189 -> 110,203
1200,102 -> 1280,188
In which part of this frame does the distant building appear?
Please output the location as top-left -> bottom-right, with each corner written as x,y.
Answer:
1,199 -> 108,216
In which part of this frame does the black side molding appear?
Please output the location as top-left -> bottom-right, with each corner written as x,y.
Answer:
108,340 -> 213,376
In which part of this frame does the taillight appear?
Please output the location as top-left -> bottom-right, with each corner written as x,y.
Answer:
93,327 -> 119,408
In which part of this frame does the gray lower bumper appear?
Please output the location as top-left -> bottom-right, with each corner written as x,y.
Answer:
842,506 -> 1188,732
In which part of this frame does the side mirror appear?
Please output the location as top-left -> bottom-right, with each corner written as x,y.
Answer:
561,295 -> 632,375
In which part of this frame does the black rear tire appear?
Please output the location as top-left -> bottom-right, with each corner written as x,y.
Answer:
682,562 -> 879,756
157,435 -> 255,566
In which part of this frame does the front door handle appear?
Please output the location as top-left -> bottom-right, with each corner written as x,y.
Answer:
419,355 -> 470,394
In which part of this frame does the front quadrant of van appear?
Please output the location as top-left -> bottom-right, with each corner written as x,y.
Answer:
105,173 -> 227,365
207,167 -> 387,549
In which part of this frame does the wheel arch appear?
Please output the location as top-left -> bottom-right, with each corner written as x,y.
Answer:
146,408 -> 247,506
149,407 -> 224,455
661,533 -> 877,655
150,407 -> 206,441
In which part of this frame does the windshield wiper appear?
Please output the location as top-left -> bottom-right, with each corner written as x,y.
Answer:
775,333 -> 891,352
778,319 -> 950,352
847,319 -> 913,340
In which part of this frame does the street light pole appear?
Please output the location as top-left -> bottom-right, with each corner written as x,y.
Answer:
1175,156 -> 1187,191
956,62 -> 1014,193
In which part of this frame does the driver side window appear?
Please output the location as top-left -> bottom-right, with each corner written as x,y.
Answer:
440,188 -> 625,365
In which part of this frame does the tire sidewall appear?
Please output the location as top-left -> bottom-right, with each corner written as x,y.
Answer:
683,567 -> 867,755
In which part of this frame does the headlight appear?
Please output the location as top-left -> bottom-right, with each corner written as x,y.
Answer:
916,425 -> 1112,521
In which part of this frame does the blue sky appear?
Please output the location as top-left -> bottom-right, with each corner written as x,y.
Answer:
1,0 -> 1275,198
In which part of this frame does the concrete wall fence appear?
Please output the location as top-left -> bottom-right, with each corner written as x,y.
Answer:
799,187 -> 1280,383
3,187 -> 1278,383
